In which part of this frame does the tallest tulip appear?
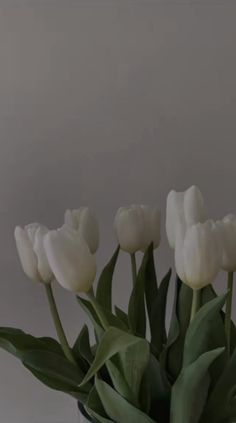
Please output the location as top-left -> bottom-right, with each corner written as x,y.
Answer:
166,185 -> 206,249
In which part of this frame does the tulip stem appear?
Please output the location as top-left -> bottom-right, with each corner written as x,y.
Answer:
130,253 -> 137,287
225,271 -> 234,359
190,289 -> 201,322
45,284 -> 77,366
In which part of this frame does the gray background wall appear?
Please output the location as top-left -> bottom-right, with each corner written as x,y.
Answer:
0,0 -> 236,421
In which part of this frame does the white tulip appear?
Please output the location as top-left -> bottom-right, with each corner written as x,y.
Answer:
114,205 -> 161,253
14,223 -> 53,283
166,185 -> 206,248
216,214 -> 236,272
166,191 -> 185,249
175,220 -> 221,289
65,207 -> 99,254
114,206 -> 145,253
44,225 -> 96,293
140,205 -> 161,252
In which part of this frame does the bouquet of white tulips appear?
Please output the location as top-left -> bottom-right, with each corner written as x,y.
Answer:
0,186 -> 236,423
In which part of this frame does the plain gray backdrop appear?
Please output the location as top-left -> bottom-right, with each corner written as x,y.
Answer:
0,0 -> 236,421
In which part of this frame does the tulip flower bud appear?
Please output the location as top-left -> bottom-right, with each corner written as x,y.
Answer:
14,223 -> 53,283
166,191 -> 185,249
114,206 -> 145,253
44,225 -> 96,293
64,207 -> 99,254
216,214 -> 236,272
166,185 -> 206,249
114,205 -> 161,253
175,220 -> 221,289
140,205 -> 161,252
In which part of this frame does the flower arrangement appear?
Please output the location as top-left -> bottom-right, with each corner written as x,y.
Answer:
1,185 -> 236,423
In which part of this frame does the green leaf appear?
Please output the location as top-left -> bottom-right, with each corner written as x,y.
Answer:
144,243 -> 158,321
80,327 -> 149,387
183,294 -> 227,367
78,296 -> 128,334
170,348 -> 225,423
73,325 -> 94,365
22,349 -> 86,386
128,246 -> 154,337
201,349 -> 236,423
119,339 -> 150,404
96,246 -> 120,311
161,280 -> 192,381
141,353 -> 171,421
149,269 -> 172,356
85,387 -> 114,422
105,358 -> 136,405
23,362 -> 88,403
95,377 -> 156,423
115,306 -> 129,327
0,327 -> 63,358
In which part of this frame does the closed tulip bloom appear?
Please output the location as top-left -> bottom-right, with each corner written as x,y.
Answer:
216,214 -> 236,272
166,191 -> 185,249
114,206 -> 145,253
140,205 -> 161,252
14,223 -> 53,283
44,226 -> 96,293
175,220 -> 221,289
65,207 -> 99,254
166,185 -> 206,249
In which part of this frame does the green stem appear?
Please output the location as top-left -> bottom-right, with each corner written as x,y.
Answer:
130,253 -> 137,287
190,289 -> 201,322
45,284 -> 77,366
225,271 -> 234,358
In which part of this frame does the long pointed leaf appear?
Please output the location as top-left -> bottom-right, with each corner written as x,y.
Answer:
95,377 -> 156,423
96,246 -> 120,311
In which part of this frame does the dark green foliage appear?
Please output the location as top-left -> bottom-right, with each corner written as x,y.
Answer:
0,245 -> 235,422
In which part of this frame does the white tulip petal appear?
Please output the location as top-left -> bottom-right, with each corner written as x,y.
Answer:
166,190 -> 185,249
14,226 -> 39,281
217,215 -> 236,272
64,207 -> 99,253
114,206 -> 145,253
184,185 -> 206,227
140,205 -> 161,251
78,208 -> 99,254
44,229 -> 96,293
183,221 -> 220,289
33,226 -> 53,283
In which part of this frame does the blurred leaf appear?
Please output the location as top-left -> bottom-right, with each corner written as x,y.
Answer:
78,296 -> 128,334
201,349 -> 236,423
77,297 -> 104,341
80,327 -> 149,387
0,327 -> 63,359
115,306 -> 129,327
144,243 -> 158,321
128,246 -> 154,337
96,246 -> 120,311
95,377 -> 156,423
106,357 -> 136,405
141,353 -> 171,421
170,348 -> 225,423
149,269 -> 172,357
22,349 -> 85,386
86,387 -> 113,422
73,325 -> 94,365
23,362 -> 88,403
161,280 -> 192,381
184,294 -> 227,366
119,339 -> 150,405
